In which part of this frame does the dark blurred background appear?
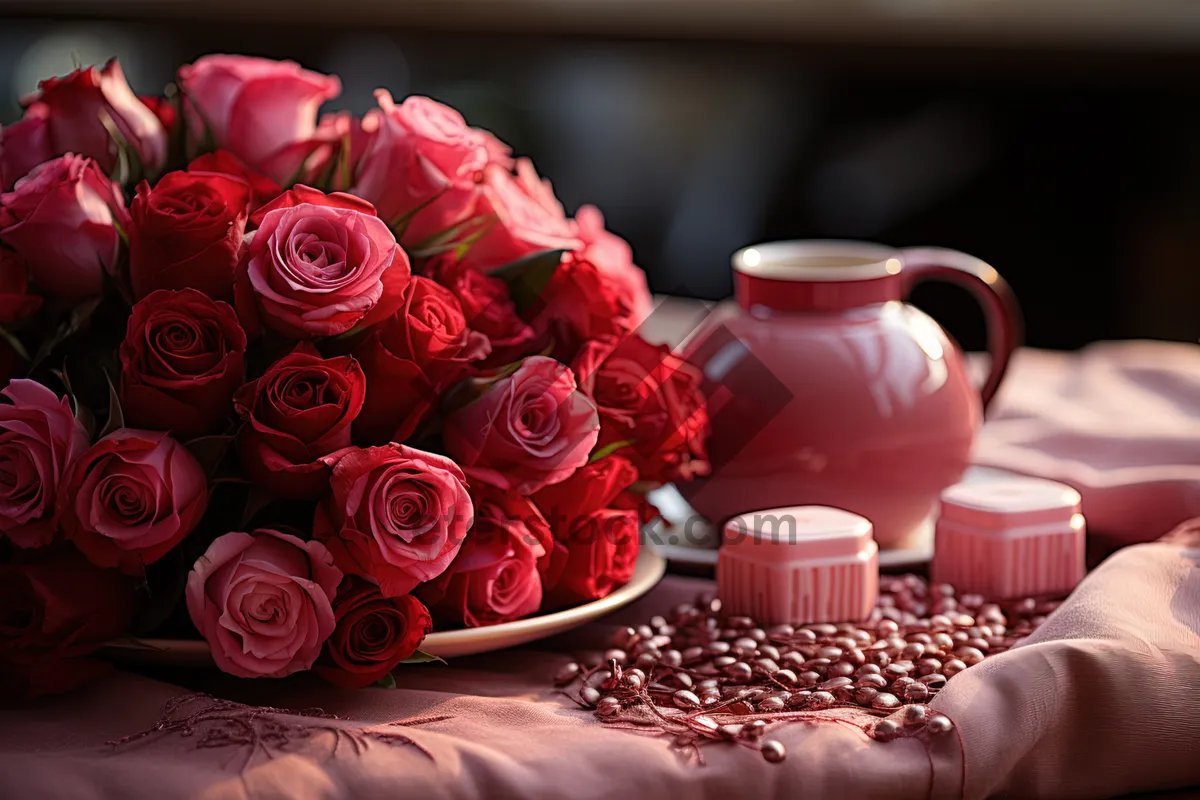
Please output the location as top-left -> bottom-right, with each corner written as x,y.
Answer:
3,0 -> 1200,351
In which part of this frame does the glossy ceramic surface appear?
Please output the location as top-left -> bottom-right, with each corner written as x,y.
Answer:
678,241 -> 1020,550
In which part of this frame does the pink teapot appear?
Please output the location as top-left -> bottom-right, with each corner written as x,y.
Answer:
677,241 -> 1021,550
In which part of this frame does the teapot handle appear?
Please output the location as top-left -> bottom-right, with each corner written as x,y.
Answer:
899,247 -> 1022,412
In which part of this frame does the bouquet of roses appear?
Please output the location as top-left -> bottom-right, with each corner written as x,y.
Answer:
0,54 -> 709,699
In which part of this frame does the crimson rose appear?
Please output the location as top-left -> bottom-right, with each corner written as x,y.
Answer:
0,249 -> 42,326
234,343 -> 364,498
425,253 -> 535,366
187,150 -> 281,210
119,289 -> 247,439
316,576 -> 432,688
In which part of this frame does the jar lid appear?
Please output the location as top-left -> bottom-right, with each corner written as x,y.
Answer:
723,505 -> 873,563
940,477 -> 1082,532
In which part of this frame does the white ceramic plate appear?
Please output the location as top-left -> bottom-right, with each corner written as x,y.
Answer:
100,549 -> 666,665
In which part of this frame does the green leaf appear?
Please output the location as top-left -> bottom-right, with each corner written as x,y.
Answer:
407,213 -> 495,258
0,326 -> 29,362
401,649 -> 447,665
185,434 -> 235,479
387,188 -> 449,238
372,672 -> 398,689
29,295 -> 103,371
98,370 -> 124,439
52,361 -> 96,440
487,250 -> 565,314
589,440 -> 633,464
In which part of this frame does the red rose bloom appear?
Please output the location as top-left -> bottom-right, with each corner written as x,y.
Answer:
119,289 -> 247,440
129,169 -> 253,302
418,486 -> 550,628
187,150 -> 281,210
316,576 -> 432,688
234,343 -> 364,498
60,429 -> 209,575
526,253 -> 640,362
0,549 -> 135,702
573,334 -> 710,484
426,253 -> 536,366
533,456 -> 641,605
353,275 -> 490,445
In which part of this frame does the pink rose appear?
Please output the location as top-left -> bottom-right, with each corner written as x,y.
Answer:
237,186 -> 410,338
572,205 -> 653,324
13,59 -> 167,177
353,92 -> 511,243
457,160 -> 582,272
59,429 -> 209,574
418,486 -> 549,627
443,356 -> 599,495
305,111 -> 378,192
177,55 -> 341,183
0,108 -> 52,191
314,444 -> 473,597
0,380 -> 88,549
0,154 -> 128,300
186,528 -> 342,678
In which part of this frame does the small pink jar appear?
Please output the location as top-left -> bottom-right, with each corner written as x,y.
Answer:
932,477 -> 1085,599
717,506 -> 879,625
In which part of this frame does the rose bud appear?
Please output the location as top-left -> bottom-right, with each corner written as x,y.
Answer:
177,55 -> 342,184
59,429 -> 209,574
0,154 -> 128,300
0,380 -> 89,549
352,275 -> 490,445
12,58 -> 167,177
425,253 -> 536,367
186,150 -> 281,211
128,168 -> 253,301
314,444 -> 473,598
352,92 -> 510,241
571,204 -> 653,325
443,356 -> 599,495
236,186 -> 410,338
234,343 -> 365,498
534,456 -> 641,605
0,550 -> 135,701
573,334 -> 710,484
0,249 -> 42,326
187,528 -> 342,679
119,289 -> 247,439
418,486 -> 551,628
316,576 -> 432,689
456,160 -> 581,273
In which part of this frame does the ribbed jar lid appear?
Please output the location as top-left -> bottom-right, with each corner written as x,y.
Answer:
939,477 -> 1082,532
723,505 -> 873,562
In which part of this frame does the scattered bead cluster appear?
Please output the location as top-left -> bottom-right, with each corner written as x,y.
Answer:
556,575 -> 1061,763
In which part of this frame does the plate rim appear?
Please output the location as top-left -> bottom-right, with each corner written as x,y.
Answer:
103,548 -> 666,660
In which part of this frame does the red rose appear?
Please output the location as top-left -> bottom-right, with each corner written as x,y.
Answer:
426,254 -> 536,366
0,109 -> 51,191
234,343 -> 364,498
0,154 -> 128,301
129,169 -> 252,302
533,456 -> 640,605
571,205 -> 653,325
443,356 -> 599,495
316,576 -> 432,688
314,444 -> 474,597
119,289 -> 247,439
139,95 -> 178,137
573,335 -> 710,484
187,150 -> 281,210
177,55 -> 341,184
236,186 -> 410,338
0,549 -> 135,702
456,160 -> 581,273
60,429 -> 209,574
418,486 -> 550,628
0,381 -> 89,549
11,58 -> 166,176
353,92 -> 511,241
353,275 -> 490,444
0,249 -> 42,325
527,253 -> 640,361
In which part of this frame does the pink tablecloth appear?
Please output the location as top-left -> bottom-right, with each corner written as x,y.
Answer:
2,342 -> 1199,800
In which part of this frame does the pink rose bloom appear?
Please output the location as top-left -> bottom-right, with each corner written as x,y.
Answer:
443,356 -> 599,495
572,205 -> 653,324
0,380 -> 88,549
13,59 -> 167,177
0,154 -> 129,300
353,92 -> 511,244
314,444 -> 473,598
238,186 -> 409,338
456,160 -> 582,272
177,55 -> 342,184
59,429 -> 209,575
187,528 -> 342,678
0,108 -> 52,191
